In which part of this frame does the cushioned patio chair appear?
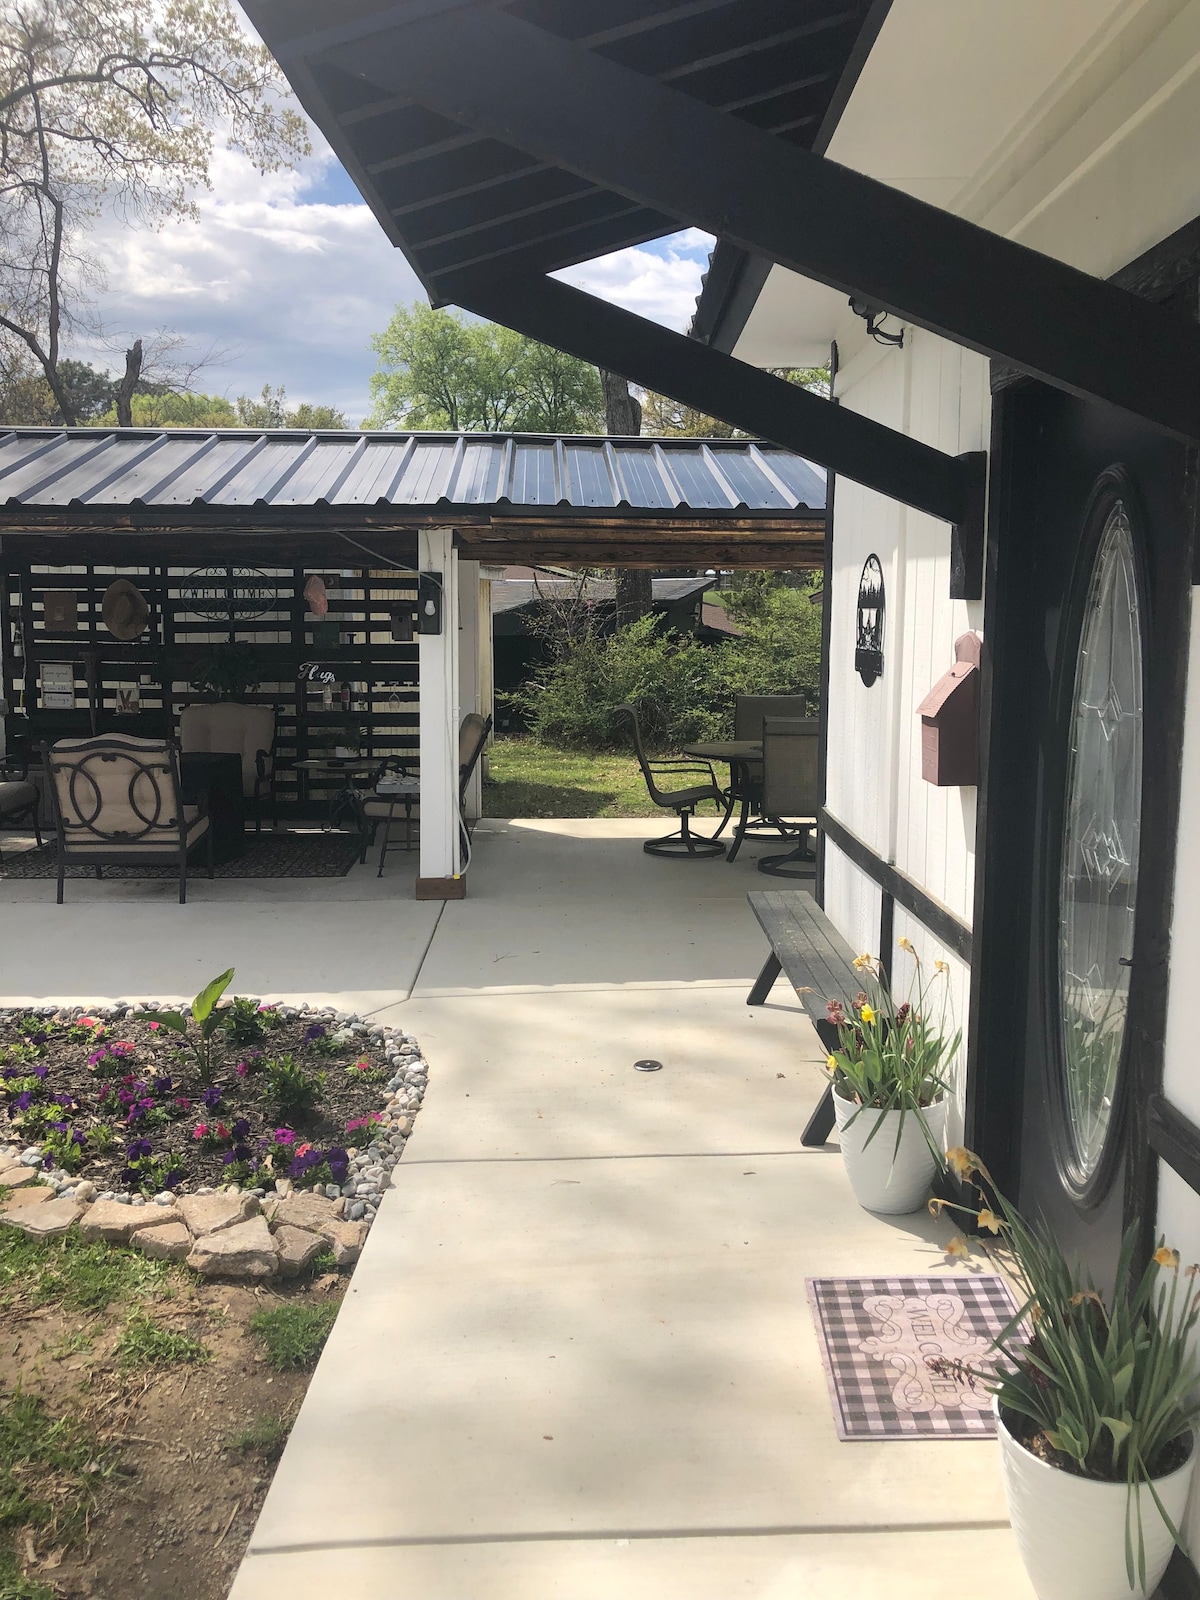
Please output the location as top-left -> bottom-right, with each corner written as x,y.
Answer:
361,712 -> 493,877
179,703 -> 277,831
756,717 -> 820,878
615,701 -> 727,859
726,693 -> 811,862
41,734 -> 212,904
0,757 -> 42,860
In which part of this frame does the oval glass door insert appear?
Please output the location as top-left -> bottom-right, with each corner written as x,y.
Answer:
1058,501 -> 1144,1183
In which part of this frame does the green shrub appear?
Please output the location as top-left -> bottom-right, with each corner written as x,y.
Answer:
511,576 -> 822,752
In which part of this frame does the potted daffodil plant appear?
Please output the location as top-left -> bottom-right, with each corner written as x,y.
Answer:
825,940 -> 959,1213
932,1150 -> 1200,1600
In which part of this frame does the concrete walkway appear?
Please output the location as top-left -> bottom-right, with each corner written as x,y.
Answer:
0,820 -> 1033,1598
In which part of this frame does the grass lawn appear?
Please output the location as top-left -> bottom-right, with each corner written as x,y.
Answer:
482,737 -> 666,818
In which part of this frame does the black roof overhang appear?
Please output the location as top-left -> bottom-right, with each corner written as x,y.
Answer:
244,0 -> 1200,598
0,504 -> 825,571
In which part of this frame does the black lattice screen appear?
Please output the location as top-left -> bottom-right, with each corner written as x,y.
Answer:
1,564 -> 419,819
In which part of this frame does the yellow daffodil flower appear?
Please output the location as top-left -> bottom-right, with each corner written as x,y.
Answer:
825,1054 -> 838,1072
859,1003 -> 876,1024
945,1146 -> 975,1177
946,1236 -> 971,1260
1154,1246 -> 1181,1269
977,1209 -> 1002,1234
897,935 -> 914,953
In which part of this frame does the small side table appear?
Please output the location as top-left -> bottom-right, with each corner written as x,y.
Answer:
295,759 -> 379,839
179,751 -> 245,864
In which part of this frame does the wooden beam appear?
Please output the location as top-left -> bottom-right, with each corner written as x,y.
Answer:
332,4 -> 1200,441
454,273 -> 978,528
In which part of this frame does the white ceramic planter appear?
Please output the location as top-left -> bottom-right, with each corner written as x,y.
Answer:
997,1404 -> 1194,1600
832,1088 -> 946,1214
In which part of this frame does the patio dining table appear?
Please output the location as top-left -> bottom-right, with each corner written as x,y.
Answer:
680,739 -> 763,838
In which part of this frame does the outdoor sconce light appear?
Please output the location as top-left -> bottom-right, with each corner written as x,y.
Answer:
417,573 -> 442,635
916,632 -> 982,786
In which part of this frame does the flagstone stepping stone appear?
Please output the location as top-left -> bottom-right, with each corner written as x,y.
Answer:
317,1219 -> 368,1266
131,1221 -> 192,1261
2,1196 -> 83,1237
0,1165 -> 40,1189
273,1224 -> 327,1278
177,1191 -> 259,1238
263,1191 -> 344,1230
0,1185 -> 55,1214
186,1215 -> 278,1279
79,1198 -> 177,1242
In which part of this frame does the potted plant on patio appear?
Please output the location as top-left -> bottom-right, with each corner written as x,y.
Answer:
825,940 -> 958,1213
935,1151 -> 1200,1600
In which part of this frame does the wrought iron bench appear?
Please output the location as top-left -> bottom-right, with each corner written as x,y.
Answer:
746,888 -> 862,1146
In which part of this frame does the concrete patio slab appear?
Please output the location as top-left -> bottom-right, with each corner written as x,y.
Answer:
0,895 -> 442,1011
230,1528 -> 1028,1600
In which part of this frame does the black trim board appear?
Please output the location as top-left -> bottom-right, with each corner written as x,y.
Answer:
338,3 -> 1200,441
1148,1095 -> 1200,1199
819,808 -> 973,964
457,274 -> 983,533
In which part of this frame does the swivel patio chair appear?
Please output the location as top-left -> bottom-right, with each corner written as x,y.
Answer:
41,734 -> 213,904
756,717 -> 820,878
615,701 -> 727,859
362,711 -> 493,877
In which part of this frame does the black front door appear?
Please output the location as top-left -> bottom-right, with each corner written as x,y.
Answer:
971,380 -> 1193,1285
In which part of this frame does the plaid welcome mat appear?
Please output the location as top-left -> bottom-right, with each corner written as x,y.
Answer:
0,833 -> 361,881
806,1275 -> 1016,1441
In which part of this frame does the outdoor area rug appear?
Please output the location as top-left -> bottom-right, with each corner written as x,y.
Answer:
806,1274 -> 1017,1440
0,832 -> 362,880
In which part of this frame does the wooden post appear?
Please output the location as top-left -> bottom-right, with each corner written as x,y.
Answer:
416,528 -> 464,899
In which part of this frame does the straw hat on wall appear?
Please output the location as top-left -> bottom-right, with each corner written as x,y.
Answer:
101,578 -> 150,641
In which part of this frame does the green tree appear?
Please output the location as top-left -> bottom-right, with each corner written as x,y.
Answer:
90,389 -> 238,428
641,367 -> 830,436
365,303 -> 603,432
235,385 -> 347,429
0,0 -> 308,423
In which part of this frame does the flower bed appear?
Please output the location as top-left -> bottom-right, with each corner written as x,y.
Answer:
0,986 -> 427,1264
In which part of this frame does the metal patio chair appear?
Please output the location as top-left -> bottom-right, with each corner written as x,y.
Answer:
615,701 -> 727,859
362,711 -> 493,877
41,734 -> 213,905
756,717 -> 820,878
0,756 -> 42,861
726,694 -> 810,862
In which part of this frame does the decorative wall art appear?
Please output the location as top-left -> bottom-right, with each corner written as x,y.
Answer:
855,555 -> 885,686
178,568 -> 274,623
42,591 -> 78,633
40,661 -> 76,709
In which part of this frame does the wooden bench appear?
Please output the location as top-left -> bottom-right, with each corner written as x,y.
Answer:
746,888 -> 862,1146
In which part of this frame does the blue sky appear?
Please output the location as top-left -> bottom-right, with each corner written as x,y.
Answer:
78,124 -> 714,426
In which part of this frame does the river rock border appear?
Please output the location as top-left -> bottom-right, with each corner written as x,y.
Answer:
0,1001 -> 427,1279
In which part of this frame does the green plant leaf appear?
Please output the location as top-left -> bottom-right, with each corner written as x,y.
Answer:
141,1010 -> 186,1034
191,968 -> 235,1026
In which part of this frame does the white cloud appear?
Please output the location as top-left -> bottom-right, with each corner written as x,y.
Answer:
556,229 -> 715,331
75,141 -> 422,424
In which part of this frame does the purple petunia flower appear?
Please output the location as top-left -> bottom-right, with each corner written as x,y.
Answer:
49,1120 -> 68,1135
163,1169 -> 182,1188
232,1144 -> 252,1162
12,1091 -> 32,1113
153,1075 -> 172,1095
302,1023 -> 326,1043
0,1066 -> 19,1081
327,1146 -> 350,1182
231,1118 -> 250,1141
220,1150 -> 237,1165
31,1065 -> 47,1081
126,1137 -> 152,1160
272,1128 -> 296,1145
42,1154 -> 54,1171
201,1086 -> 223,1110
70,1129 -> 86,1147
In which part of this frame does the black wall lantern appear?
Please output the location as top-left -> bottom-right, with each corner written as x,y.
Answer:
855,555 -> 885,686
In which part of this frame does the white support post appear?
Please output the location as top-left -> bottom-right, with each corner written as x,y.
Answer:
457,559 -> 481,821
417,528 -> 462,898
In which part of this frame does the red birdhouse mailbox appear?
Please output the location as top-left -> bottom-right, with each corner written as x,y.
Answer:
917,632 -> 982,786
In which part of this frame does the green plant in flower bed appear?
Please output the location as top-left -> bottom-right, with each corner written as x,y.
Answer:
300,1020 -> 350,1057
0,1040 -> 43,1067
39,1124 -> 88,1174
143,967 -> 235,1085
346,1056 -> 389,1086
226,996 -> 280,1047
266,1054 -> 325,1125
0,1389 -> 110,1593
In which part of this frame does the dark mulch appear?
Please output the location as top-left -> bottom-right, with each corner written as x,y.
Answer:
0,831 -> 362,880
0,1004 -> 394,1194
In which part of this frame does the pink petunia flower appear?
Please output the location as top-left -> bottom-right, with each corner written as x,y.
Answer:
192,1123 -> 209,1140
235,1061 -> 248,1078
148,1021 -> 161,1031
